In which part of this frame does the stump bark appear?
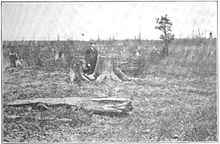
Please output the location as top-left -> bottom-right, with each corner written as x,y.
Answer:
83,55 -> 133,82
70,55 -> 135,83
95,56 -> 122,82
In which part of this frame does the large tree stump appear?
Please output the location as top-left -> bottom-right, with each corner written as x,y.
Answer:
70,55 -> 136,83
113,58 -> 134,81
95,56 -> 122,82
85,55 -> 134,82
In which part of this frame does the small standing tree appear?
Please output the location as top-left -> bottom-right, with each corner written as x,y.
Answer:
155,14 -> 174,57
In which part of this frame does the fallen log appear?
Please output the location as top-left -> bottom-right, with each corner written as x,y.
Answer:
6,97 -> 87,107
4,115 -> 73,122
88,97 -> 133,114
5,97 -> 133,115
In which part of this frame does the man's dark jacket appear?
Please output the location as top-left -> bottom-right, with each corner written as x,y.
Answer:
84,47 -> 98,74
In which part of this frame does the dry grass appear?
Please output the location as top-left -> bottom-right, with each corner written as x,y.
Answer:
2,39 -> 217,142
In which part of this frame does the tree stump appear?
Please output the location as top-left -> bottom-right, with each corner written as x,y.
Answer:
70,55 -> 135,83
95,56 -> 122,82
8,53 -> 19,67
113,58 -> 133,81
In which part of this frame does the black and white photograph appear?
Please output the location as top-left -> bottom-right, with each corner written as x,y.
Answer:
1,1 -> 218,142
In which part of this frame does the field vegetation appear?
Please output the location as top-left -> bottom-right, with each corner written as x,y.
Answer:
2,37 -> 217,142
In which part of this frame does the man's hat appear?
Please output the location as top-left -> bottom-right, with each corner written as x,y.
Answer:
90,41 -> 96,44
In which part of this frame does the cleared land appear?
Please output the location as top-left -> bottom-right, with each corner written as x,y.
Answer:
2,39 -> 217,142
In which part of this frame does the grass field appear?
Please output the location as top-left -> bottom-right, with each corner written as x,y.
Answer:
2,38 -> 217,142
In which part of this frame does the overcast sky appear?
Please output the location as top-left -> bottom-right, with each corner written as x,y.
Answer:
2,2 -> 217,41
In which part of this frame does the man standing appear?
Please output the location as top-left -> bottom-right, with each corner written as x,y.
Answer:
84,42 -> 98,74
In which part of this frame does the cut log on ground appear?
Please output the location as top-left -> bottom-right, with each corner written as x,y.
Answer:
4,115 -> 73,122
5,97 -> 133,115
88,97 -> 133,114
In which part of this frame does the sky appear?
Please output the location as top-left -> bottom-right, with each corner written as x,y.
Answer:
2,2 -> 217,41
